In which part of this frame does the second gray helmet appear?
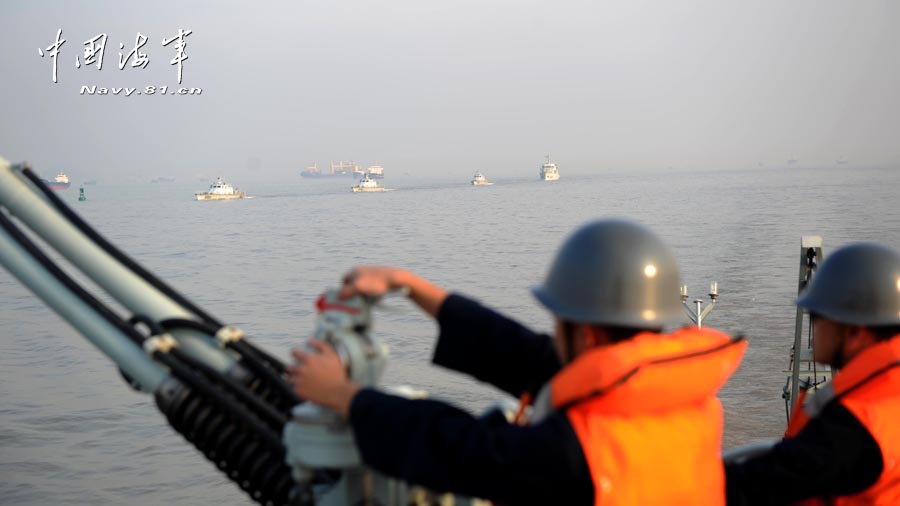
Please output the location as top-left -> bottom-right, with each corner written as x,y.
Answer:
532,219 -> 682,327
797,242 -> 900,326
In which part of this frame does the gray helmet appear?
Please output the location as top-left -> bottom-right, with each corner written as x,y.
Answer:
797,242 -> 900,326
532,219 -> 682,327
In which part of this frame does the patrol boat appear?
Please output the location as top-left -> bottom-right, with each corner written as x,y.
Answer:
352,174 -> 386,193
470,172 -> 493,186
194,177 -> 248,201
540,156 -> 560,181
366,165 -> 385,179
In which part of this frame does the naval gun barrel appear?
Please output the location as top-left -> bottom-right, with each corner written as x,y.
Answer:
0,159 -> 303,505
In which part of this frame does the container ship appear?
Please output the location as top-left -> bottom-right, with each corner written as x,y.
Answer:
300,161 -> 365,178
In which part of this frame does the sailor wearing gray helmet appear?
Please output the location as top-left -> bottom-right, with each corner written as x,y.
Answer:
290,219 -> 744,505
727,243 -> 900,505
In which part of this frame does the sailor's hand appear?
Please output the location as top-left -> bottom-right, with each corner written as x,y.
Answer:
340,266 -> 447,318
339,266 -> 409,300
289,339 -> 360,417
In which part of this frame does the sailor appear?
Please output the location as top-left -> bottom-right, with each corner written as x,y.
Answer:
726,243 -> 900,505
289,219 -> 745,505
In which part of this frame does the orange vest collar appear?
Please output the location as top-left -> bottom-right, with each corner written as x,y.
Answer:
831,334 -> 900,399
787,335 -> 900,437
785,334 -> 900,505
550,328 -> 745,414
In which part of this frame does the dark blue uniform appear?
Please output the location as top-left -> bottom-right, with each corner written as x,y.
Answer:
348,294 -> 594,505
725,402 -> 883,505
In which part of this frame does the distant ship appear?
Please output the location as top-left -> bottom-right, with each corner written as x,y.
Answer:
471,171 -> 493,186
301,161 -> 365,178
836,157 -> 849,165
194,177 -> 248,201
42,172 -> 71,190
352,175 -> 386,193
540,156 -> 560,181
152,176 -> 176,183
82,180 -> 97,186
366,165 -> 385,179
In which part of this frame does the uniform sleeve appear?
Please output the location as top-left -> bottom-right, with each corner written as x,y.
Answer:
349,387 -> 594,505
725,402 -> 883,506
432,293 -> 562,397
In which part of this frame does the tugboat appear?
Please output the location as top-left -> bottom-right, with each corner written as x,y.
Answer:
41,172 -> 71,190
540,156 -> 560,181
471,172 -> 493,186
351,174 -> 386,193
194,177 -> 248,201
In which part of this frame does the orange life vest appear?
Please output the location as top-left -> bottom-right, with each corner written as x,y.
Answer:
549,327 -> 746,506
785,334 -> 900,506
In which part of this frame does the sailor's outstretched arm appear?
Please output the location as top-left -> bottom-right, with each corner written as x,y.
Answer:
349,389 -> 593,505
289,346 -> 592,503
339,267 -> 562,396
340,266 -> 447,317
433,294 -> 561,397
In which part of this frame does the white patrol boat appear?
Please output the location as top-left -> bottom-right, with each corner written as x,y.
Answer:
471,172 -> 493,186
352,175 -> 386,193
194,177 -> 248,201
366,165 -> 385,179
540,155 -> 560,181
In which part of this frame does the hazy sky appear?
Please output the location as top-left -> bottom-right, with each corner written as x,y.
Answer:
1,1 -> 898,183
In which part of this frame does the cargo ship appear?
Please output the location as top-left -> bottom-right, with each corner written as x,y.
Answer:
301,161 -> 365,178
41,172 -> 71,190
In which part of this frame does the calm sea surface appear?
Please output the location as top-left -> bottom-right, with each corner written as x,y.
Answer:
2,166 -> 899,504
